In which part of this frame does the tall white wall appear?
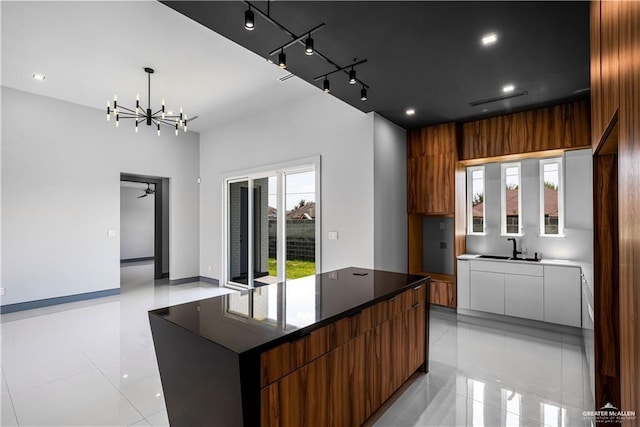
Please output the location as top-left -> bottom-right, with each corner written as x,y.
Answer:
120,185 -> 154,260
373,113 -> 407,273
1,87 -> 200,305
199,83 -> 375,280
466,149 -> 593,265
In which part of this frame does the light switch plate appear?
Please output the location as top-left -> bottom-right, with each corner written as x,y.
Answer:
0,288 -> 5,296
107,229 -> 117,238
328,231 -> 338,240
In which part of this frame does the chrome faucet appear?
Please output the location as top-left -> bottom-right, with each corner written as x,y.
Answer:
507,238 -> 522,259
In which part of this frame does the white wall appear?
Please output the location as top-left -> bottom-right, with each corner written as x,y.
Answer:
120,185 -> 154,260
1,87 -> 200,305
373,113 -> 407,273
466,149 -> 593,265
199,82 -> 375,280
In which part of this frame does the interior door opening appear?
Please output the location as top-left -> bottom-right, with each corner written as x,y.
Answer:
120,173 -> 169,281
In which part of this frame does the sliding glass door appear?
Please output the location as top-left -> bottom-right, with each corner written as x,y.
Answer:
225,164 -> 317,289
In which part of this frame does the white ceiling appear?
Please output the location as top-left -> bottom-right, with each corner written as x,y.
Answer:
1,0 -> 306,132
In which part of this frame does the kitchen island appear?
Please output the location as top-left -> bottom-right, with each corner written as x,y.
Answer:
149,267 -> 430,427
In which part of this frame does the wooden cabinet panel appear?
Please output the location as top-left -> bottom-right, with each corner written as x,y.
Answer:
327,317 -> 351,351
349,334 -> 367,426
373,293 -> 403,326
327,344 -> 350,426
408,154 -> 455,214
460,101 -> 590,160
349,306 -> 373,338
408,302 -> 426,374
430,280 -> 456,307
600,0 -> 619,134
261,327 -> 328,387
591,0 -> 603,150
390,314 -> 408,390
364,328 -> 381,418
261,355 -> 329,427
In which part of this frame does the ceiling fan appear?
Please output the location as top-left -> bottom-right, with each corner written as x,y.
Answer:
138,183 -> 155,198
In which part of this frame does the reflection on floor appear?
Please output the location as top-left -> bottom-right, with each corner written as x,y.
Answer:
1,261 -> 593,426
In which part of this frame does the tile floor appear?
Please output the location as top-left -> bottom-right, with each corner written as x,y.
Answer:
1,261 -> 594,426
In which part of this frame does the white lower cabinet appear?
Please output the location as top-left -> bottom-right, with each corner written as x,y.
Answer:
463,259 -> 582,328
505,274 -> 543,321
470,271 -> 504,315
457,260 -> 470,309
544,265 -> 581,327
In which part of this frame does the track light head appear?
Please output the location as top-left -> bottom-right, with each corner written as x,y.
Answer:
278,50 -> 287,69
360,87 -> 367,101
349,68 -> 357,85
323,77 -> 330,93
305,36 -> 314,56
244,8 -> 255,31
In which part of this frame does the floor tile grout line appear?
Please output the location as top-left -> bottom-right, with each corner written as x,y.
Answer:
2,368 -> 21,426
94,362 -> 149,423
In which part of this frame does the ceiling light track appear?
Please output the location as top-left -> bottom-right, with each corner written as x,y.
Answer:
243,0 -> 370,99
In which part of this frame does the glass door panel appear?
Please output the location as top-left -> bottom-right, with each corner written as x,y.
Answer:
228,180 -> 249,286
285,170 -> 316,280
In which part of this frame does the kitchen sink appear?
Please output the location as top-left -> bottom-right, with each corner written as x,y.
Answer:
478,255 -> 541,262
478,255 -> 511,260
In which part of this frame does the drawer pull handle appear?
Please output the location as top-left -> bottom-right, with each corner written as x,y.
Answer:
413,285 -> 422,290
387,296 -> 398,302
412,302 -> 420,308
289,333 -> 310,344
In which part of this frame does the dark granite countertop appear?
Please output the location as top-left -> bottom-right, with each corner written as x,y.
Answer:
148,267 -> 429,355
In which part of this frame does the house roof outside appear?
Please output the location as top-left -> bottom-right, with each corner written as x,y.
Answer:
268,202 -> 316,220
473,187 -> 558,217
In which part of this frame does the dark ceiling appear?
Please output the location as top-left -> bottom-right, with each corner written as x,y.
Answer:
162,1 -> 590,130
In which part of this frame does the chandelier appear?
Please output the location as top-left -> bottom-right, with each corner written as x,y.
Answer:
106,67 -> 194,136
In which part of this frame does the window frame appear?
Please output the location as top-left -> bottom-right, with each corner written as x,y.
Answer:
500,162 -> 522,236
466,165 -> 486,235
539,157 -> 565,237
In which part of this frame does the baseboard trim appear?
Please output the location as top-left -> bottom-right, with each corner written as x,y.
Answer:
120,257 -> 154,264
169,276 -> 200,286
0,288 -> 120,314
199,276 -> 220,285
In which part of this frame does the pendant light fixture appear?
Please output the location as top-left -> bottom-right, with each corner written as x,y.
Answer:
106,67 -> 194,136
323,77 -> 330,93
244,6 -> 255,30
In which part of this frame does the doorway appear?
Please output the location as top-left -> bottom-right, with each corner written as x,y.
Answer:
120,173 -> 169,281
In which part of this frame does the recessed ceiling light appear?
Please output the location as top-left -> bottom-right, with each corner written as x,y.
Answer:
481,33 -> 498,46
502,84 -> 515,93
32,73 -> 46,81
406,108 -> 416,116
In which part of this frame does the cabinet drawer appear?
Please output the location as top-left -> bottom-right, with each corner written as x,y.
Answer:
373,292 -> 404,325
349,306 -> 373,338
406,283 -> 427,307
261,327 -> 328,388
429,281 -> 456,307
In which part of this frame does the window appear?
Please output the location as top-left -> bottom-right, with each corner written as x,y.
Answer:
467,166 -> 485,234
224,159 -> 319,289
540,158 -> 564,236
501,163 -> 521,235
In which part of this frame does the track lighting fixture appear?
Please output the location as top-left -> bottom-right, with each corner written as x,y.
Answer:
244,6 -> 255,31
278,49 -> 287,69
244,1 -> 371,101
349,68 -> 357,85
305,35 -> 314,56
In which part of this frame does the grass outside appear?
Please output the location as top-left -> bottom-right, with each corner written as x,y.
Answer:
268,258 -> 315,280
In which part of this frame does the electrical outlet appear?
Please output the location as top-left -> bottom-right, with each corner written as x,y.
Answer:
440,242 -> 447,249
439,222 -> 445,230
208,266 -> 212,272
328,231 -> 338,240
0,288 -> 5,296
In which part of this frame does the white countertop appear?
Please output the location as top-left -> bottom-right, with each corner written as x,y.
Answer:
457,253 -> 583,268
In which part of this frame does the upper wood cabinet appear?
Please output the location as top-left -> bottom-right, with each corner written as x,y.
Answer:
591,0 -> 620,151
460,100 -> 590,160
407,122 -> 457,214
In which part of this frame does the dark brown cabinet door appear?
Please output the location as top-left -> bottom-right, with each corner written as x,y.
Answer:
261,355 -> 329,427
408,302 -> 426,374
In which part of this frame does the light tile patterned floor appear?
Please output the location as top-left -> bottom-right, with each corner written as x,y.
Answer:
1,261 -> 593,426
